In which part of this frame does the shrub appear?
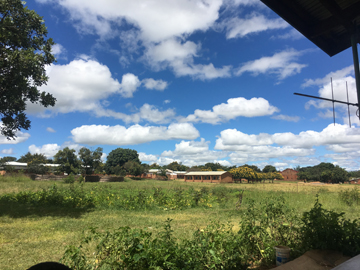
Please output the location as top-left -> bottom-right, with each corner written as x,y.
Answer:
301,195 -> 360,256
339,187 -> 360,206
63,173 -> 76,184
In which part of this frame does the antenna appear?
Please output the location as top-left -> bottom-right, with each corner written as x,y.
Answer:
294,78 -> 358,128
331,78 -> 335,126
346,82 -> 351,128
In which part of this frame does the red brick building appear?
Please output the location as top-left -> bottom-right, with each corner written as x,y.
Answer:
184,171 -> 233,183
280,168 -> 298,181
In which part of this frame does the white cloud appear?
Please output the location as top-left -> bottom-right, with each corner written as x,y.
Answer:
26,58 -> 121,116
160,138 -> 228,166
222,13 -> 288,39
216,124 -> 360,149
142,78 -> 168,91
71,123 -> 200,145
0,148 -> 14,155
0,125 -> 30,145
145,38 -> 232,80
139,152 -> 158,163
29,144 -> 61,158
95,104 -> 176,124
184,97 -> 279,124
271,114 -> 300,122
275,29 -> 303,40
162,138 -> 210,156
51,44 -> 67,59
46,127 -> 56,133
235,49 -> 307,80
25,58 -> 175,124
302,66 -> 359,125
37,0 -> 223,42
119,73 -> 141,98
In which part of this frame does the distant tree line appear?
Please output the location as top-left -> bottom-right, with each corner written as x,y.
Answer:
0,149 -> 354,182
297,162 -> 349,183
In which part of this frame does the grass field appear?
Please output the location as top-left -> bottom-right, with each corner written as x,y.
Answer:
1,175 -> 359,269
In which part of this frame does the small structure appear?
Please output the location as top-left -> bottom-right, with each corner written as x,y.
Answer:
280,168 -> 298,181
350,178 -> 360,184
184,171 -> 233,183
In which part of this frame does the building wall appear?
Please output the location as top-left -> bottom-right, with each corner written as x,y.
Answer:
184,172 -> 233,183
281,169 -> 298,181
220,172 -> 234,183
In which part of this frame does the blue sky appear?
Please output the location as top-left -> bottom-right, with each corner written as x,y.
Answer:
1,0 -> 360,171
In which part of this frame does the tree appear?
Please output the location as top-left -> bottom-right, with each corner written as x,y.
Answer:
321,166 -> 348,183
263,165 -> 277,173
54,147 -> 79,175
243,164 -> 261,172
123,161 -> 145,177
230,166 -> 259,183
0,156 -> 16,164
204,162 -> 225,171
104,148 -> 140,175
0,0 -> 56,139
149,163 -> 161,169
78,147 -> 103,175
17,152 -> 47,163
165,161 -> 189,171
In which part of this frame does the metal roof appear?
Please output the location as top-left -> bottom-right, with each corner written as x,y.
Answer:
260,0 -> 360,57
185,171 -> 228,176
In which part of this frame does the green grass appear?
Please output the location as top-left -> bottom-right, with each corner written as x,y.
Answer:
1,175 -> 359,269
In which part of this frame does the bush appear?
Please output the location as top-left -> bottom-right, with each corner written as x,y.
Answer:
61,219 -> 249,270
63,173 -> 76,184
339,187 -> 360,206
301,195 -> 360,256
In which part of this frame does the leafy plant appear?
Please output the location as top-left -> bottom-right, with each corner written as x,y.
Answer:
301,195 -> 360,256
339,188 -> 360,206
63,173 -> 76,184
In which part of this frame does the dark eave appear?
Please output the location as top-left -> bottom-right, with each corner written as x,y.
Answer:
260,0 -> 360,57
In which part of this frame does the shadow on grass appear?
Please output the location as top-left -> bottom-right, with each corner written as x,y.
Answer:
0,202 -> 93,219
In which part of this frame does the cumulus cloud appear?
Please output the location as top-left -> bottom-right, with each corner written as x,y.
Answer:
271,114 -> 300,122
184,97 -> 279,124
142,78 -> 168,91
302,66 -> 359,125
29,144 -> 61,158
46,127 -> 56,133
0,124 -> 30,144
139,152 -> 158,163
119,73 -> 141,98
26,58 -> 121,116
145,38 -> 232,80
0,148 -> 14,155
212,124 -> 360,167
25,58 -> 175,124
36,0 -> 222,42
159,138 -> 228,167
51,44 -> 67,60
95,104 -> 176,124
216,124 -> 360,149
71,123 -> 200,145
222,13 -> 288,39
235,49 -> 307,80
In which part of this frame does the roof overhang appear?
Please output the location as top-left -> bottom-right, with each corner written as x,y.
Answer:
260,0 -> 360,57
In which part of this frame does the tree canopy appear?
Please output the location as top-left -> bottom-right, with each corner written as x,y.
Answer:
0,156 -> 16,164
105,148 -> 140,175
78,147 -> 103,175
0,0 -> 56,138
262,165 -> 277,173
54,147 -> 79,175
17,152 -> 47,164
